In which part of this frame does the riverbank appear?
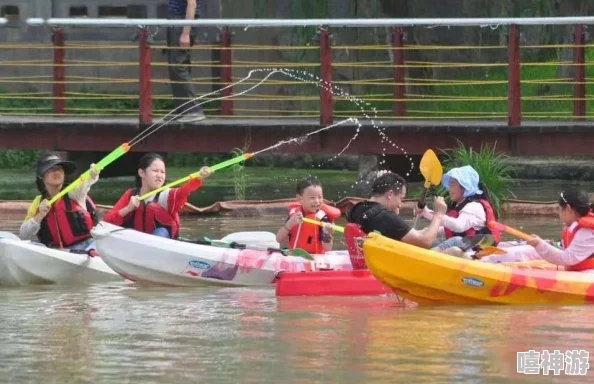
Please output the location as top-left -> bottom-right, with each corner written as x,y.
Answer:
1,165 -> 593,207
0,196 -> 562,219
4,151 -> 594,180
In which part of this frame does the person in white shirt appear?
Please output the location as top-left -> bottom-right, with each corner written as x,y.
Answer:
527,188 -> 594,272
417,165 -> 500,253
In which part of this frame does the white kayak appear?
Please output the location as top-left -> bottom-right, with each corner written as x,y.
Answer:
91,221 -> 353,287
0,232 -> 123,287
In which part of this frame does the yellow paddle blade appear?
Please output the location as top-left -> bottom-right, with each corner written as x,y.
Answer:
475,246 -> 508,258
419,149 -> 443,188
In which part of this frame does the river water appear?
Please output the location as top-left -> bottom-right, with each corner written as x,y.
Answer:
2,211 -> 594,383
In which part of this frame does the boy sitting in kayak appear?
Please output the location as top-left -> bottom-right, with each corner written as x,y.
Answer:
347,171 -> 447,249
276,176 -> 340,255
526,188 -> 594,272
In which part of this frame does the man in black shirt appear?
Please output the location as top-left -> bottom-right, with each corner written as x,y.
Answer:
347,171 -> 447,248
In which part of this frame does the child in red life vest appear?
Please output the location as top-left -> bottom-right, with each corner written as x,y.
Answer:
20,152 -> 100,251
276,176 -> 341,254
417,165 -> 500,253
527,188 -> 594,272
104,153 -> 211,239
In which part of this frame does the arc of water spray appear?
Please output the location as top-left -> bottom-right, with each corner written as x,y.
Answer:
128,66 -> 415,199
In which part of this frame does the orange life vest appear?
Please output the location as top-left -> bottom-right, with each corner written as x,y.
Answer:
287,203 -> 341,254
443,197 -> 501,244
561,213 -> 594,271
121,188 -> 181,239
37,194 -> 98,248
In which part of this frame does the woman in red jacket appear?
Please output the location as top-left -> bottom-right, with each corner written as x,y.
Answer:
104,153 -> 211,239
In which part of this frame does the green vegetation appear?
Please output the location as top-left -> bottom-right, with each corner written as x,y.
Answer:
0,150 -> 43,169
0,166 -> 358,205
334,48 -> 594,120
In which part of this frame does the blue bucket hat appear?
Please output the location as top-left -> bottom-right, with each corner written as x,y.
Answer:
442,165 -> 482,198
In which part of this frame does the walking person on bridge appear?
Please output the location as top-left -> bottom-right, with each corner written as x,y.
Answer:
166,0 -> 206,123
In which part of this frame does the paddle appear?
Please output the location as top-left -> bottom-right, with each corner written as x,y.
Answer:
184,236 -> 314,260
289,248 -> 315,260
220,231 -> 279,247
488,221 -> 534,242
474,246 -> 508,258
138,152 -> 254,201
412,149 -> 443,228
48,143 -> 130,206
459,234 -> 496,252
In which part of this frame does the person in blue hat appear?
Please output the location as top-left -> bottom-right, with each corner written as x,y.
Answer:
416,165 -> 501,253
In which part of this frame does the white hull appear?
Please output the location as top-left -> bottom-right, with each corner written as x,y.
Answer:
0,238 -> 122,286
92,222 -> 353,287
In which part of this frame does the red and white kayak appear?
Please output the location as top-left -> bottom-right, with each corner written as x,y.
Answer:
91,222 -> 354,287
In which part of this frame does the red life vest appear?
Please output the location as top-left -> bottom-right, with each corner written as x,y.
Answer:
443,197 -> 501,244
561,213 -> 594,272
287,203 -> 341,254
121,188 -> 181,239
37,194 -> 98,248
345,223 -> 367,270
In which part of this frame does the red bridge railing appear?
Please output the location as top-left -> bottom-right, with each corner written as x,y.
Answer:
2,18 -> 591,126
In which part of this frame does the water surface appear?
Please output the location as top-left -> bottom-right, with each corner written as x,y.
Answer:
1,284 -> 593,383
2,192 -> 594,383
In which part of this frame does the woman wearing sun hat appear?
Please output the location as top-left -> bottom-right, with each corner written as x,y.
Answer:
19,152 -> 100,251
417,165 -> 501,250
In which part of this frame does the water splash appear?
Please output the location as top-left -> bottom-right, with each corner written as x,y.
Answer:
134,67 -> 416,200
252,118 -> 358,156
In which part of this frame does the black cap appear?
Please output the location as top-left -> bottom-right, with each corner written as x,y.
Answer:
36,155 -> 76,178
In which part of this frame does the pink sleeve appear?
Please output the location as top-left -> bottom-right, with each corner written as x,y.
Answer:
534,228 -> 594,266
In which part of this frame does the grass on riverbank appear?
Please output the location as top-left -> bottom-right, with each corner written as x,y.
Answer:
3,166 -> 594,209
337,55 -> 594,120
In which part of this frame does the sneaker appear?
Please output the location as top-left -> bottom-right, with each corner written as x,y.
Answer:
177,111 -> 207,123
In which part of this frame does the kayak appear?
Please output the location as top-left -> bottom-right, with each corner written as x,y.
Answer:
275,270 -> 394,297
274,222 -> 396,297
91,221 -> 353,287
363,232 -> 594,305
0,237 -> 122,286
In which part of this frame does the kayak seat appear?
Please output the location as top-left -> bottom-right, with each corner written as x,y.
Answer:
345,223 -> 367,270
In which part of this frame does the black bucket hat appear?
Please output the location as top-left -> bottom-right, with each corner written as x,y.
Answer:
36,155 -> 76,178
